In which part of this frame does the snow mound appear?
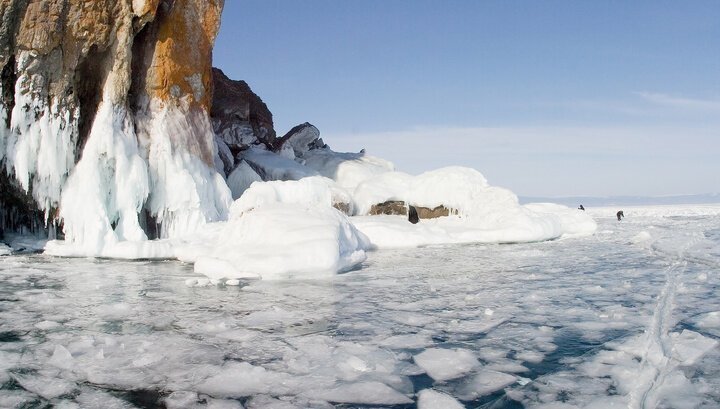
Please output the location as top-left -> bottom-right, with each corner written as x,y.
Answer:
240,147 -> 318,181
230,176 -> 352,215
195,178 -> 370,280
302,148 -> 395,192
524,202 -> 598,238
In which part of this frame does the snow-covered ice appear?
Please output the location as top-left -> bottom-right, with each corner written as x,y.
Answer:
1,204 -> 719,407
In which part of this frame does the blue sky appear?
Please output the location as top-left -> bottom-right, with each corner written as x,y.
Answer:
214,1 -> 720,197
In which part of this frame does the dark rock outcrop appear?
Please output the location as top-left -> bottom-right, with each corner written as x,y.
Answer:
211,67 -> 275,155
209,71 -> 328,177
369,201 -> 407,216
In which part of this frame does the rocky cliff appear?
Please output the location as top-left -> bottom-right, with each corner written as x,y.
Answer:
210,67 -> 275,175
0,0 -> 229,247
0,0 -> 331,253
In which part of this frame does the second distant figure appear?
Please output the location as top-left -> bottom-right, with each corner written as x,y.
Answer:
616,210 -> 624,221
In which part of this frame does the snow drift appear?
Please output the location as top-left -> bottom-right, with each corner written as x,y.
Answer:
193,177 -> 370,280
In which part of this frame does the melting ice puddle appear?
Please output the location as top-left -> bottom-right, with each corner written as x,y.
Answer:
1,209 -> 720,408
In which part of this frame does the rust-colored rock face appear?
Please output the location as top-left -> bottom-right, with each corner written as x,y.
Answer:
143,0 -> 222,109
0,0 -> 227,236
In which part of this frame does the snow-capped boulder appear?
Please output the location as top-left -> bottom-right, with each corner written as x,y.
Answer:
277,122 -> 324,156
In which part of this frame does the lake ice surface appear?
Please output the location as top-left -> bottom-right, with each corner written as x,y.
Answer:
1,205 -> 719,408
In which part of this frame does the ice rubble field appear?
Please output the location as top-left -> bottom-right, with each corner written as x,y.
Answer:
1,204 -> 720,408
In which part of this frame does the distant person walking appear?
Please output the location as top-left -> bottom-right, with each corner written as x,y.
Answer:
578,205 -> 585,211
617,210 -> 624,221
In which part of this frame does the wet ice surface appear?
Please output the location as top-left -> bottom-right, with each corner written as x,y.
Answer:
1,206 -> 720,408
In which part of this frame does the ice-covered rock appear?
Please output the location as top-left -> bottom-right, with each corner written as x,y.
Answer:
277,122 -> 323,157
211,67 -> 276,153
238,147 -> 319,182
1,0 -> 228,251
227,160 -> 264,199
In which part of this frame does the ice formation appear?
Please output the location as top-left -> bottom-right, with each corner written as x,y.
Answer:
142,102 -> 232,239
30,136 -> 598,277
5,51 -> 78,215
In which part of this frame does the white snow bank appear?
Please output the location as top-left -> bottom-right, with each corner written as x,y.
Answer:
194,178 -> 370,280
240,147 -> 318,181
230,176 -> 352,215
586,203 -> 720,219
352,172 -> 413,216
353,167 -> 496,216
347,167 -> 596,247
352,209 -> 593,249
524,203 -> 598,238
301,148 -> 394,192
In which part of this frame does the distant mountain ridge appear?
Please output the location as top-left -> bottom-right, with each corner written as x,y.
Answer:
520,193 -> 720,207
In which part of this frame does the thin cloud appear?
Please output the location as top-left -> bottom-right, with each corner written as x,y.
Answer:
635,92 -> 720,112
330,125 -> 715,158
327,125 -> 720,196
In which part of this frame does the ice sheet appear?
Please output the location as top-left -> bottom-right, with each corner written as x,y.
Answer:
1,205 -> 719,407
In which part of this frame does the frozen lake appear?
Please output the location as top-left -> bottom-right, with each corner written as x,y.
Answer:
1,205 -> 719,408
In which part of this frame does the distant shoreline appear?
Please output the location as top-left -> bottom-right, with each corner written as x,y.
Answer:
519,194 -> 720,207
